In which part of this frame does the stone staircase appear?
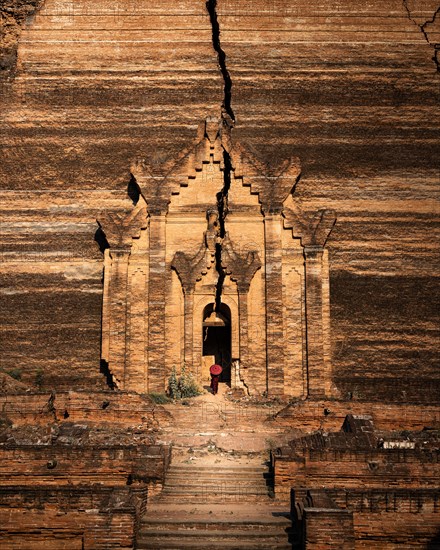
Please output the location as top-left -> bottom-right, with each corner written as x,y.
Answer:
137,386 -> 294,549
137,462 -> 293,549
158,463 -> 273,503
137,517 -> 292,549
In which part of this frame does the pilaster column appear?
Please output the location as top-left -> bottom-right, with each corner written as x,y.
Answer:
183,290 -> 195,370
108,249 -> 131,387
264,212 -> 285,396
125,266 -> 148,394
282,201 -> 336,398
304,245 -> 325,397
171,236 -> 215,377
237,285 -> 250,371
221,235 -> 261,388
147,212 -> 167,392
98,206 -> 148,389
101,248 -> 111,363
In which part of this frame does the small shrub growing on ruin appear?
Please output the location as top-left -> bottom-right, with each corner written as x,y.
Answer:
168,366 -> 181,399
178,365 -> 201,398
35,369 -> 44,390
168,365 -> 201,399
5,368 -> 22,381
0,415 -> 12,431
149,392 -> 171,404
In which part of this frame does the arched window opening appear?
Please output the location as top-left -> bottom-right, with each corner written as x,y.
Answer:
202,303 -> 231,384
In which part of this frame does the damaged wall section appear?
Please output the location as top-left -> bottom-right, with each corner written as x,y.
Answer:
403,1 -> 440,71
206,0 -> 236,312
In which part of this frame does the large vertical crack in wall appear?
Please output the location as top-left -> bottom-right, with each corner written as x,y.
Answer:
403,1 -> 440,72
206,0 -> 235,122
206,0 -> 235,311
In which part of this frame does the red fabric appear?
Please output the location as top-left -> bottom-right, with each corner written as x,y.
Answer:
210,364 -> 223,375
210,374 -> 220,394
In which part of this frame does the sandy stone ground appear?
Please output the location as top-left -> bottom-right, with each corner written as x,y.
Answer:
158,382 -> 293,464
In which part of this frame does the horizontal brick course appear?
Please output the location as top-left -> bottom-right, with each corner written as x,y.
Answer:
0,486 -> 147,550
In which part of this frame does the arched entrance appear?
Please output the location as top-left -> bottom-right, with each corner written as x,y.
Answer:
202,303 -> 231,385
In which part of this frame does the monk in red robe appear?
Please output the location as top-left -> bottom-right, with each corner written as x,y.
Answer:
210,373 -> 220,395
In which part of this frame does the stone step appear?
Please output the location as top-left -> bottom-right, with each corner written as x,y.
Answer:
161,413 -> 271,420
161,425 -> 275,433
136,528 -> 292,549
166,469 -> 270,475
140,518 -> 291,531
161,425 -> 281,433
165,474 -> 270,481
140,526 -> 290,536
167,467 -> 266,476
156,495 -> 273,504
161,487 -> 270,496
140,454 -> 288,545
163,480 -> 270,490
160,462 -> 274,502
143,502 -> 291,516
165,473 -> 270,482
166,428 -> 282,435
166,465 -> 267,472
163,480 -> 271,490
137,539 -> 292,549
162,405 -> 275,418
165,471 -> 270,478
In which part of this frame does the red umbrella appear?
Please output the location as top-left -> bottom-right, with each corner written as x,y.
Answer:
210,364 -> 223,375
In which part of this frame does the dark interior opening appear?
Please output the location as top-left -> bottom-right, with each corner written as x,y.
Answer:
202,303 -> 231,384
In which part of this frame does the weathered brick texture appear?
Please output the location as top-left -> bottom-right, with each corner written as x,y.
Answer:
0,487 -> 146,550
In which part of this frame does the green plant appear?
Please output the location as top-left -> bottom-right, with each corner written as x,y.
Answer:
0,415 -> 12,432
178,365 -> 201,398
5,368 -> 22,381
168,366 -> 181,399
35,369 -> 44,390
148,392 -> 171,404
167,365 -> 201,399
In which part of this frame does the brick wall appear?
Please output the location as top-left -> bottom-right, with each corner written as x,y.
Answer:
271,400 -> 440,432
292,489 -> 440,550
0,393 -> 171,550
303,509 -> 355,550
275,448 -> 440,499
0,390 -> 172,427
0,445 -> 169,486
291,489 -> 355,549
0,486 -> 147,549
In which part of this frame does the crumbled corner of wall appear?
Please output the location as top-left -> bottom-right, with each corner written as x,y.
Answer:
403,1 -> 440,72
0,0 -> 45,76
0,371 -> 30,394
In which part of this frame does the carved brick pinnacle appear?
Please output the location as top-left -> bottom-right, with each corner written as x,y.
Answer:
221,234 -> 262,293
230,142 -> 301,213
171,240 -> 214,294
283,196 -> 336,247
97,207 -> 147,250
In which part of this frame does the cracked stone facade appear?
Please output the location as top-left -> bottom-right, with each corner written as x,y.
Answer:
403,0 -> 440,71
0,3 -> 439,548
99,117 -> 326,397
0,1 -> 439,398
206,0 -> 235,121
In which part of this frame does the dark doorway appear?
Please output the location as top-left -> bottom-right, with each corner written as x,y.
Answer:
202,303 -> 231,384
